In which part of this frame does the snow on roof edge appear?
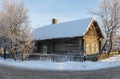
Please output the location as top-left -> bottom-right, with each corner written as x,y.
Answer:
83,18 -> 94,35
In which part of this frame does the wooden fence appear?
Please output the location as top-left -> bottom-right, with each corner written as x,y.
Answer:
99,51 -> 119,60
27,53 -> 99,62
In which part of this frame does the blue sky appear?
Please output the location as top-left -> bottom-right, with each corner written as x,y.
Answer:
0,0 -> 99,29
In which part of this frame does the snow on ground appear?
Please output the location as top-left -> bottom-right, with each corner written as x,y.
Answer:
0,55 -> 120,71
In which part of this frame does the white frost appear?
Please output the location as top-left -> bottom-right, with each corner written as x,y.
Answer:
0,55 -> 120,71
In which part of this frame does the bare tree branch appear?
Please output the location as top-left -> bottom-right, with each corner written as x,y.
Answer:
90,0 -> 120,56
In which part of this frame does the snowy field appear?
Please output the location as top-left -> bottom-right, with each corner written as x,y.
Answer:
0,55 -> 120,71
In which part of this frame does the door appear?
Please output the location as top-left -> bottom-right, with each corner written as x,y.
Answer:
43,44 -> 47,54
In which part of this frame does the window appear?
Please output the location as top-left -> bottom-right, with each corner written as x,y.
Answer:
86,42 -> 91,54
91,43 -> 95,53
85,41 -> 99,54
96,43 -> 99,53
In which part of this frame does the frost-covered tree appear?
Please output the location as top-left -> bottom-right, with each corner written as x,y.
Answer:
0,0 -> 34,60
90,0 -> 120,56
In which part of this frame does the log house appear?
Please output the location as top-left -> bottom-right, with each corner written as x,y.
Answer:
33,18 -> 104,55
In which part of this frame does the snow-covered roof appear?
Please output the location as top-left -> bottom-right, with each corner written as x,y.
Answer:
32,17 -> 96,40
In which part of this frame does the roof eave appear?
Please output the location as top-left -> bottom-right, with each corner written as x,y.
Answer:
34,36 -> 84,41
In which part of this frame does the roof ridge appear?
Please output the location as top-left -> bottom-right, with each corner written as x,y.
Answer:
37,17 -> 93,29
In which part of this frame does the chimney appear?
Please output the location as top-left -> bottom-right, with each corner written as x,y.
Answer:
52,18 -> 58,24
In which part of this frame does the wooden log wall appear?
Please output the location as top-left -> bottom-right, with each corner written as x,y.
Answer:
35,37 -> 84,54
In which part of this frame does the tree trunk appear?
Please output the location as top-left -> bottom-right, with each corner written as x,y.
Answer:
12,47 -> 17,61
107,32 -> 113,56
3,47 -> 6,60
107,41 -> 112,56
99,40 -> 108,55
22,51 -> 24,61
